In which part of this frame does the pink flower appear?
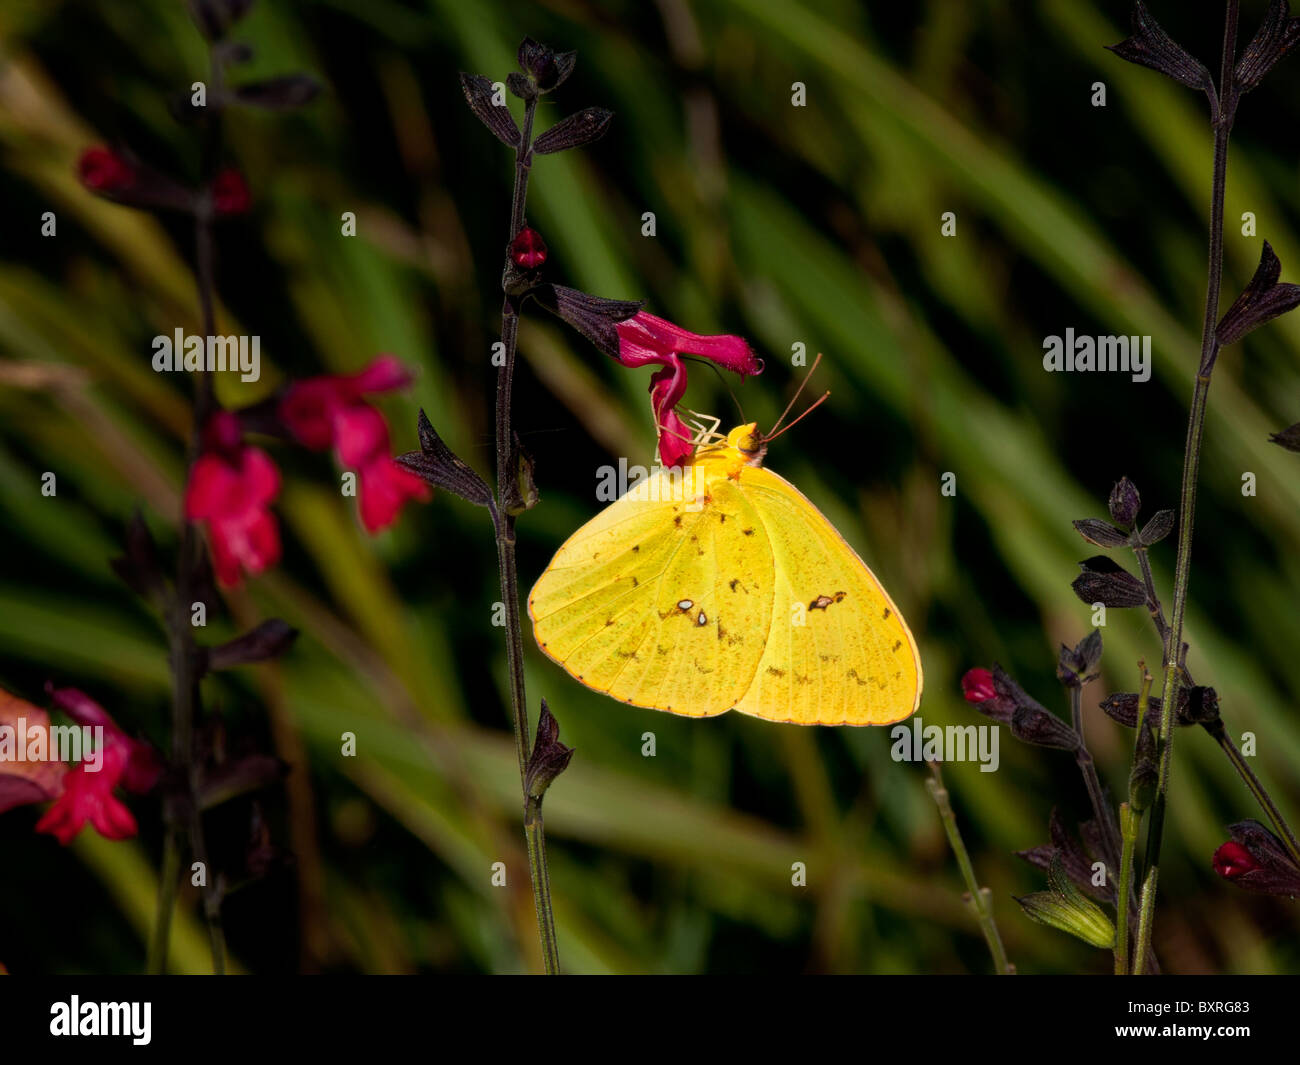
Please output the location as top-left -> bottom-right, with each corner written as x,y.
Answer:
613,312 -> 762,467
185,411 -> 282,587
212,167 -> 251,216
509,227 -> 548,269
280,356 -> 430,532
77,147 -> 135,192
24,688 -> 160,846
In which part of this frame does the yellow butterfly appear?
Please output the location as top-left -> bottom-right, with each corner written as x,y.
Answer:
528,422 -> 923,726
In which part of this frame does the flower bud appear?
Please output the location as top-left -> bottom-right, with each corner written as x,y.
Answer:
1108,476 -> 1141,527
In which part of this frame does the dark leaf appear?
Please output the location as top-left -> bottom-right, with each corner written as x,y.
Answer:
1270,422 -> 1300,451
1138,508 -> 1175,545
232,74 -> 322,110
1235,0 -> 1300,93
1106,1 -> 1213,92
1016,808 -> 1111,902
1072,518 -> 1129,548
532,108 -> 614,155
110,509 -> 166,605
459,73 -> 521,150
396,410 -> 493,506
1071,556 -> 1147,608
204,619 -> 298,671
524,699 -> 575,800
531,284 -> 643,358
1108,476 -> 1141,527
197,753 -> 285,811
1216,242 -> 1300,346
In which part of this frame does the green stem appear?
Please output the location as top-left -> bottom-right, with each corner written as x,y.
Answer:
925,762 -> 1012,975
1208,722 -> 1300,867
1115,802 -> 1139,975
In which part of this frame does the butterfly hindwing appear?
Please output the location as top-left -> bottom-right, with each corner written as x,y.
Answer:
730,467 -> 922,725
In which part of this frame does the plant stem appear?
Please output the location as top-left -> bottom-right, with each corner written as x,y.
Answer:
925,762 -> 1012,975
1133,531 -> 1300,867
1134,0 -> 1239,967
1070,685 -> 1122,871
490,93 -> 561,973
1115,802 -> 1139,975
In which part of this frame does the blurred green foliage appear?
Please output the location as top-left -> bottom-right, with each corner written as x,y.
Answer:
1,0 -> 1298,973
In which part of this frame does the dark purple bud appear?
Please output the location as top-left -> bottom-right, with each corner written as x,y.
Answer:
459,73 -> 521,150
517,37 -> 576,92
1106,2 -> 1213,92
1108,477 -> 1141,527
396,410 -> 493,507
524,699 -> 575,800
1234,0 -> 1300,94
1057,629 -> 1103,688
532,108 -> 614,155
1216,242 -> 1300,347
506,72 -> 535,101
1010,705 -> 1080,751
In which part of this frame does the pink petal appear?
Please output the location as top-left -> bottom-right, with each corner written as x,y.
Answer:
358,458 -> 431,533
334,402 -> 390,468
615,311 -> 763,377
348,355 -> 413,396
279,378 -> 347,450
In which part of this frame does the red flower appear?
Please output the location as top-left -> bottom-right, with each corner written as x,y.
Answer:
185,411 -> 282,587
77,147 -> 135,192
280,356 -> 430,532
6,687 -> 162,846
961,667 -> 997,704
1212,840 -> 1259,879
212,167 -> 251,216
509,227 -> 548,269
613,312 -> 762,467
1211,820 -> 1300,896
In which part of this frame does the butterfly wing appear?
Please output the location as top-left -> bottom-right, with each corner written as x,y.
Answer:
528,468 -> 775,716
729,466 -> 922,725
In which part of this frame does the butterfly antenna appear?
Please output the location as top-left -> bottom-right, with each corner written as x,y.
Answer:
764,352 -> 825,440
763,389 -> 830,444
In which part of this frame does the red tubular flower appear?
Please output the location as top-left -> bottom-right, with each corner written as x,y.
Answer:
280,356 -> 430,532
1211,820 -> 1300,896
77,147 -> 135,192
961,667 -> 997,704
185,411 -> 282,587
613,312 -> 763,467
212,167 -> 251,216
509,227 -> 548,269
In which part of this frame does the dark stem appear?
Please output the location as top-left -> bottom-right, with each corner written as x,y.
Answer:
1133,0 -> 1239,972
490,94 -> 561,973
1069,685 -> 1122,872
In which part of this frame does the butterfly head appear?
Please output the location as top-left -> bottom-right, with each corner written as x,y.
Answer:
727,423 -> 768,466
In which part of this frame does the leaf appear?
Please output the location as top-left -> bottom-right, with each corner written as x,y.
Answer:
1235,0 -> 1300,94
1106,2 -> 1213,93
1071,556 -> 1147,608
1269,423 -> 1300,451
205,619 -> 298,671
1072,517 -> 1129,548
1138,508 -> 1175,545
532,108 -> 614,155
1216,242 -> 1300,347
395,410 -> 493,506
458,73 -> 521,150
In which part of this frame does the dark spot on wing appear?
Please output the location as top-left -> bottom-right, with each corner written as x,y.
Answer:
674,515 -> 683,528
766,666 -> 786,678
892,639 -> 902,652
810,592 -> 847,611
696,611 -> 707,626
882,607 -> 891,619
742,528 -> 754,536
632,544 -> 640,552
